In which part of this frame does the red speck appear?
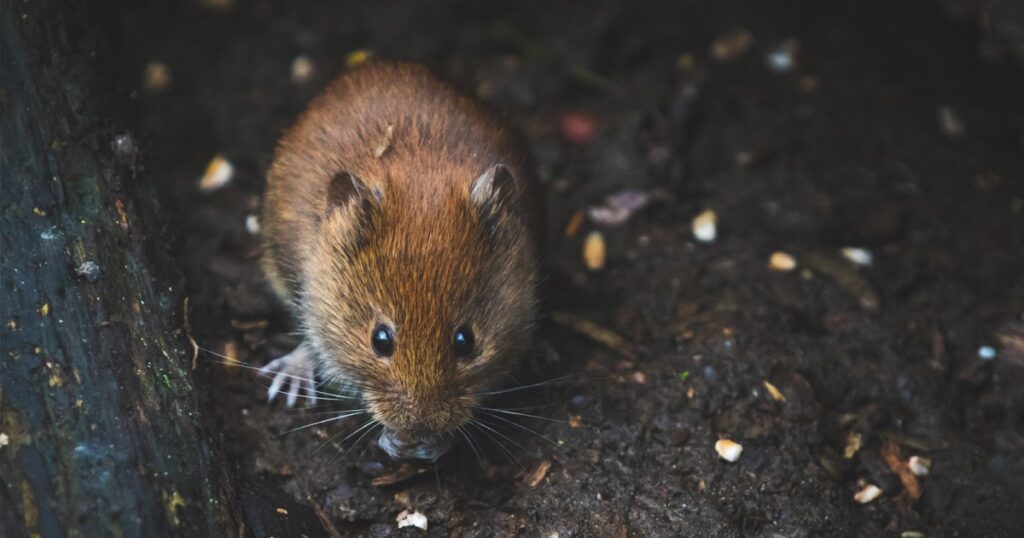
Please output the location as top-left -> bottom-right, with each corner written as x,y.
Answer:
560,111 -> 598,145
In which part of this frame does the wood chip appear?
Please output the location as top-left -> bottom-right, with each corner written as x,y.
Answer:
710,29 -> 753,62
881,440 -> 921,500
564,210 -> 585,238
525,460 -> 552,487
550,311 -> 636,360
762,380 -> 786,402
371,463 -> 429,487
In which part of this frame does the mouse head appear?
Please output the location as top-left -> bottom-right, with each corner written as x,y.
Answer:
301,164 -> 538,461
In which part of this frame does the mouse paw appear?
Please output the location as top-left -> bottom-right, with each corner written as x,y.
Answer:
260,342 -> 318,407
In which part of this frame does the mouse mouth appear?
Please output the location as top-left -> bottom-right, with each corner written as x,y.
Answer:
377,429 -> 452,461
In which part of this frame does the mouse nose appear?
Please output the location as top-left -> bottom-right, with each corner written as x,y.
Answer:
377,428 -> 452,461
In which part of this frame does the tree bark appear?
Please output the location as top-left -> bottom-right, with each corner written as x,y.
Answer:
0,1 -> 323,536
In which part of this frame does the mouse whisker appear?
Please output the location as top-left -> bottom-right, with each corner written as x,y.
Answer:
467,420 -> 520,467
474,373 -> 579,396
475,410 -> 558,446
279,409 -> 367,436
456,425 -> 485,468
476,407 -> 566,424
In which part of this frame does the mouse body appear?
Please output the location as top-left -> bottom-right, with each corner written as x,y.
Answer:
259,61 -> 540,461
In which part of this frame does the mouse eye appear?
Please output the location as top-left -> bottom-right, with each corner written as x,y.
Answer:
452,325 -> 475,359
371,324 -> 395,357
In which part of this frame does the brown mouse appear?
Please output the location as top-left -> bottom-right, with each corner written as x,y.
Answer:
259,61 -> 541,461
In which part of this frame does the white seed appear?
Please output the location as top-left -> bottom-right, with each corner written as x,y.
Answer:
715,439 -> 743,462
768,251 -> 797,272
290,55 -> 315,83
841,247 -> 874,267
0,433 -> 9,447
978,345 -> 997,360
854,483 -> 883,504
908,456 -> 931,476
199,155 -> 234,192
901,531 -> 925,538
692,209 -> 718,243
245,214 -> 261,235
396,509 -> 428,530
583,231 -> 606,271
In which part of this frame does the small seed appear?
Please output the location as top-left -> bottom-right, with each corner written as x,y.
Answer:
692,209 -> 718,243
769,251 -> 797,272
763,380 -> 786,402
854,483 -> 883,504
199,155 -> 234,192
396,509 -> 428,530
908,456 -> 931,477
715,439 -> 743,462
583,231 -> 606,271
290,55 -> 315,83
841,247 -> 873,267
710,29 -> 753,62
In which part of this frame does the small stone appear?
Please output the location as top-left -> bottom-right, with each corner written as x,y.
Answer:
841,247 -> 873,267
290,55 -> 315,83
854,483 -> 883,504
691,209 -> 718,243
75,261 -> 101,282
768,251 -> 797,272
715,439 -> 743,462
908,455 -> 931,476
396,509 -> 428,530
710,29 -> 754,62
978,345 -> 997,360
583,231 -> 606,271
199,155 -> 234,192
245,214 -> 260,235
766,39 -> 799,72
938,106 -> 965,138
111,133 -> 137,159
143,61 -> 172,92
0,433 -> 9,447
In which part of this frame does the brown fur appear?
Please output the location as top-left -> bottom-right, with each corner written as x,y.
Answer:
261,62 -> 540,437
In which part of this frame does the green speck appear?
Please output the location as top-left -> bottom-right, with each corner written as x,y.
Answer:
677,370 -> 690,381
162,374 -> 171,389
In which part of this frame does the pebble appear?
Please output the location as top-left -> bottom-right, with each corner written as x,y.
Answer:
560,111 -> 598,145
396,509 -> 428,530
583,231 -> 606,271
245,214 -> 261,235
854,483 -> 883,504
768,251 -> 797,272
710,29 -> 753,62
908,455 -> 931,476
715,439 -> 743,462
74,261 -> 101,282
841,247 -> 873,267
978,345 -> 997,360
691,209 -> 718,243
290,55 -> 315,83
199,155 -> 234,192
766,39 -> 799,72
938,105 -> 965,138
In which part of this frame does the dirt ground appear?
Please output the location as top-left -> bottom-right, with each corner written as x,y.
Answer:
117,0 -> 1024,535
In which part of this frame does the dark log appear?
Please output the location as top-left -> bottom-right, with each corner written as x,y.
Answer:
0,1 -> 324,536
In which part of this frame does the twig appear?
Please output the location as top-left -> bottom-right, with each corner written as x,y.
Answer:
550,311 -> 636,360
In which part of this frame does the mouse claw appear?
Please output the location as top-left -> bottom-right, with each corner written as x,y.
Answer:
260,342 -> 317,407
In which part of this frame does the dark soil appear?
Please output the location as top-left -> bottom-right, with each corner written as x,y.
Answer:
117,0 -> 1024,535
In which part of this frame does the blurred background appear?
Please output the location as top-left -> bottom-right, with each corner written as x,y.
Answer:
40,0 -> 1024,535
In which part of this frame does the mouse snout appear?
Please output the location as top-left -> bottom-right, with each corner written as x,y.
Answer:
378,428 -> 452,461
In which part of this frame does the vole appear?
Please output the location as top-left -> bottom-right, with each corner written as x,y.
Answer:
259,62 -> 541,461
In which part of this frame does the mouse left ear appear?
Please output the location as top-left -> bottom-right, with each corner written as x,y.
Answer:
470,164 -> 516,212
